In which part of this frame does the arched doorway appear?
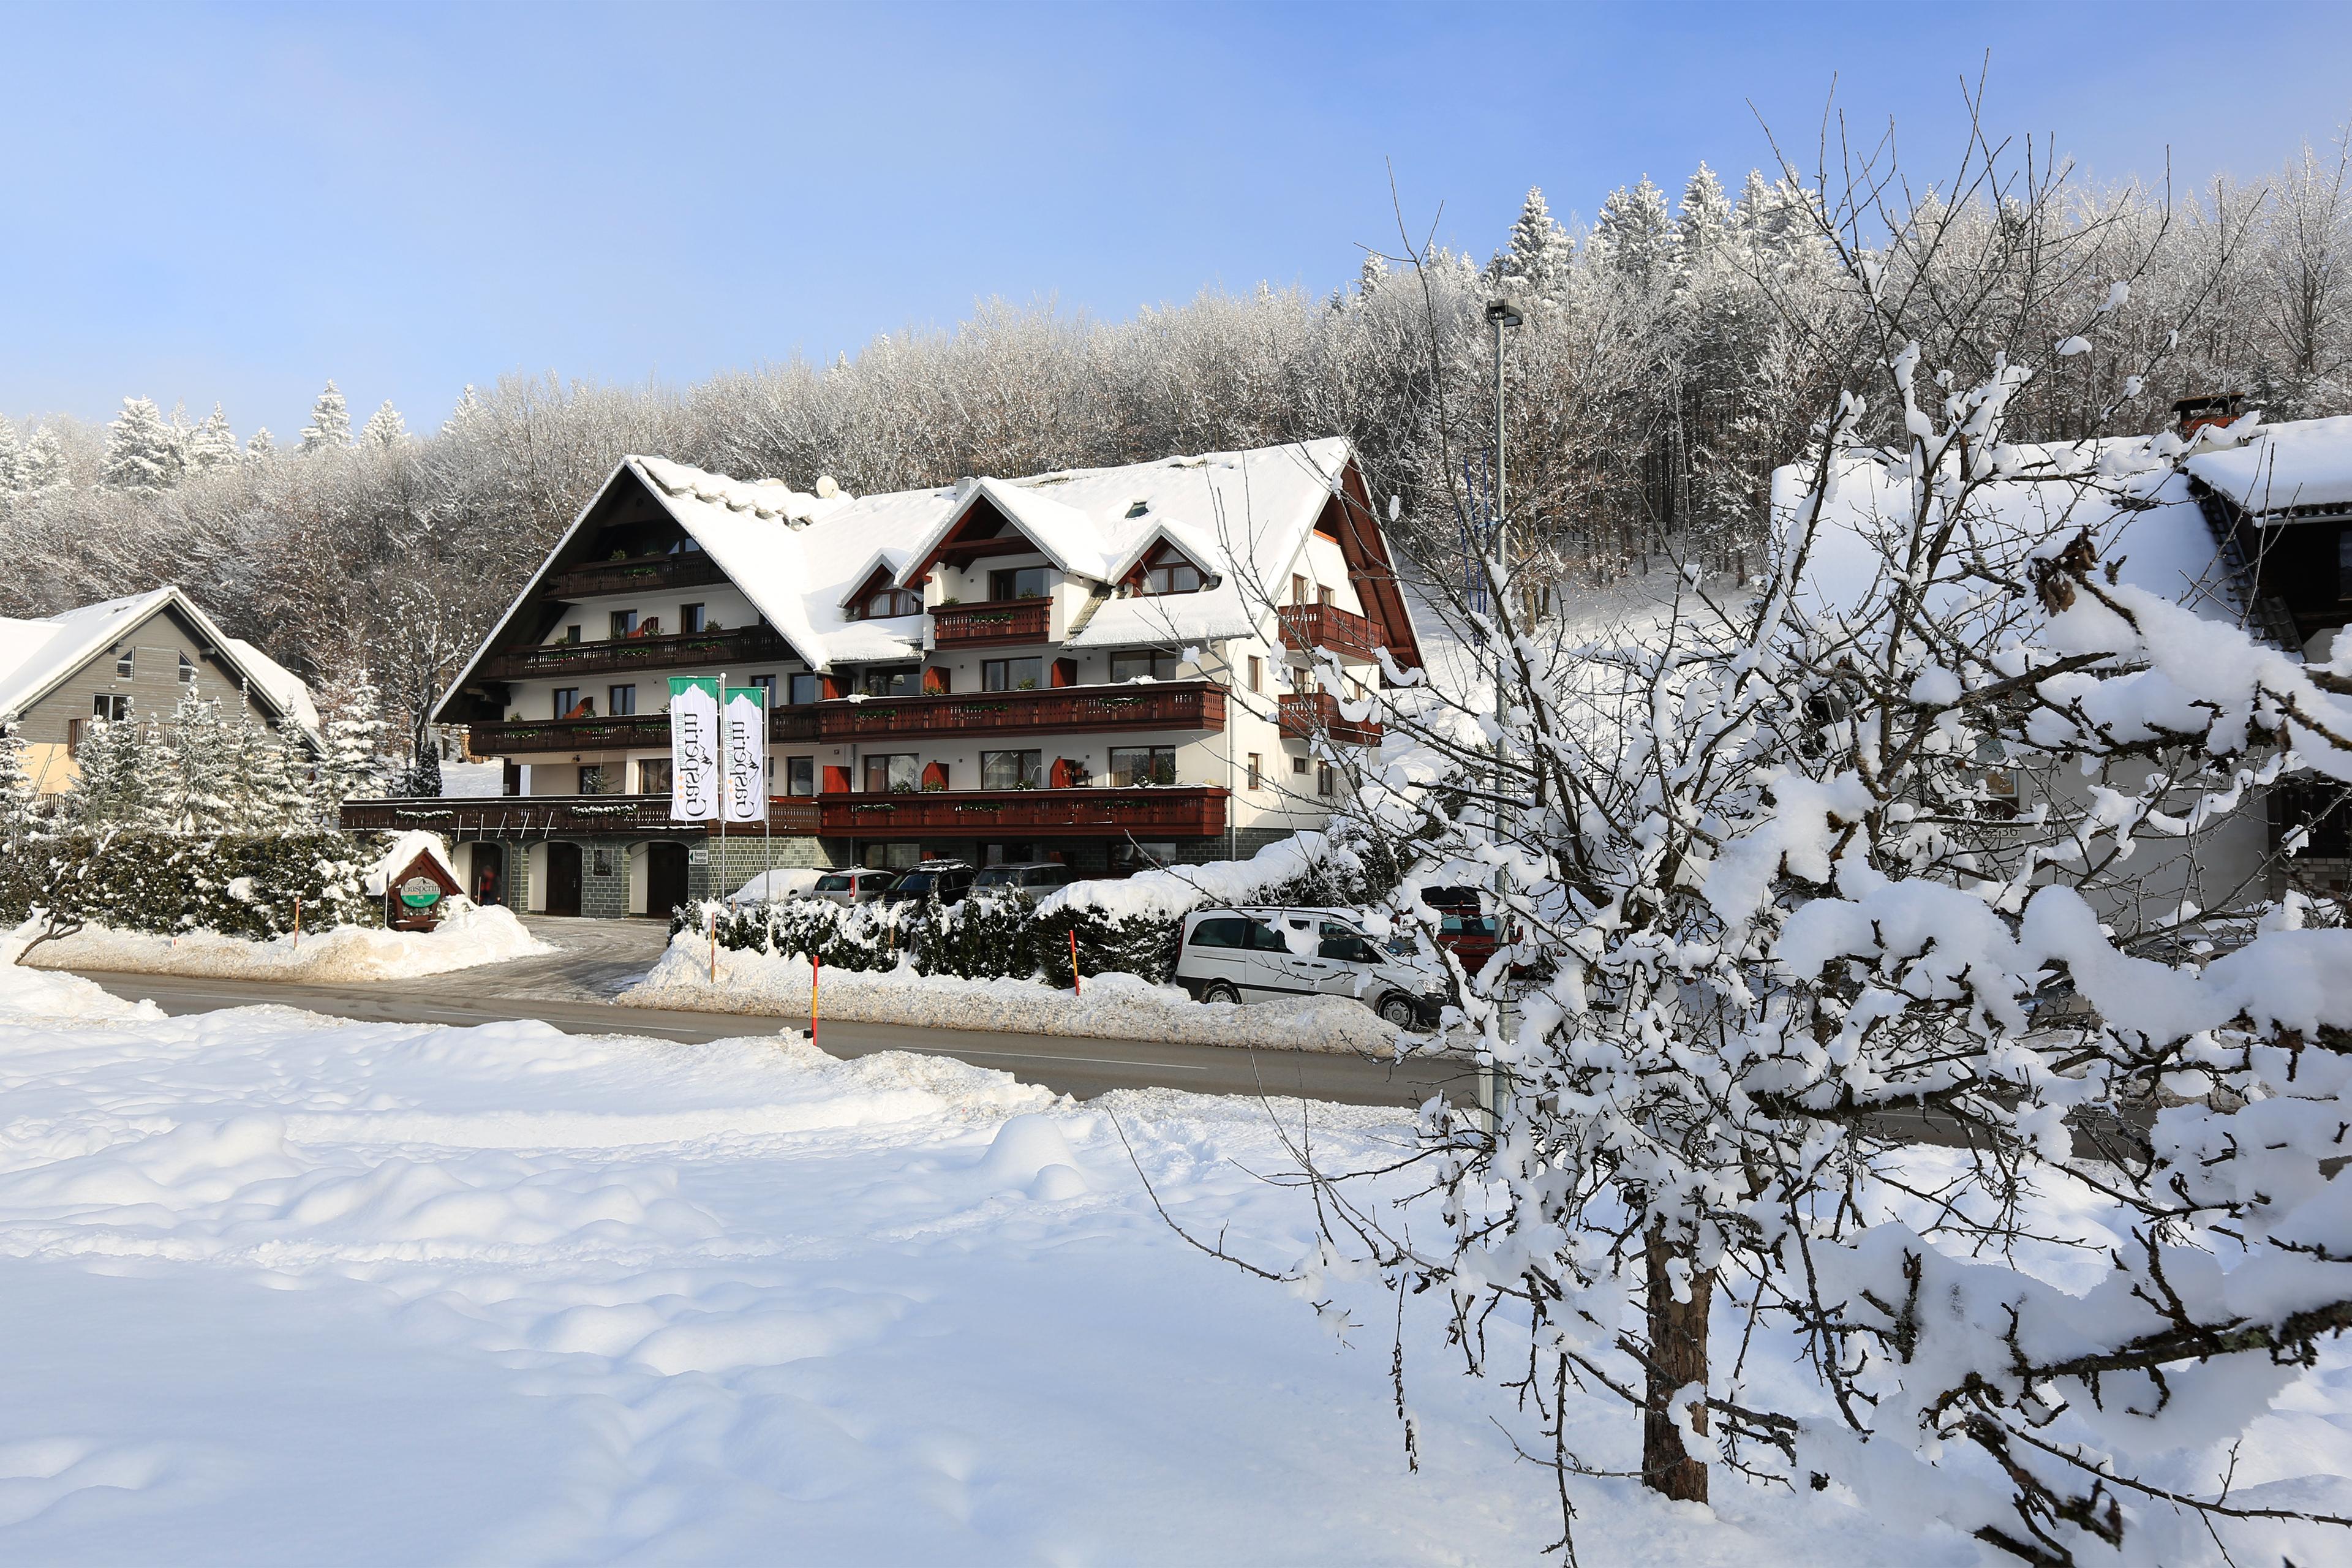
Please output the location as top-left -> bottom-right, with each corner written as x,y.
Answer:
643,842 -> 690,918
543,842 -> 583,916
469,843 -> 506,906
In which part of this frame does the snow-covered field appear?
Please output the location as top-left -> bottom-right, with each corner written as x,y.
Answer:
1,952 -> 2343,1564
622,930 -> 1413,1055
14,900 -> 551,984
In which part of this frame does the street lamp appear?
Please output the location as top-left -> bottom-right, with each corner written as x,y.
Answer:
1482,295 -> 1523,1134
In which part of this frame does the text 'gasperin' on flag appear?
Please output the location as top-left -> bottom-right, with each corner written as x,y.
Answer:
668,677 -> 720,821
722,684 -> 767,823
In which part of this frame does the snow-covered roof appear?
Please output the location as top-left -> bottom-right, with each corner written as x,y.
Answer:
451,439 -> 1384,700
2184,413 -> 2352,519
0,587 -> 318,737
1782,451 -> 2244,630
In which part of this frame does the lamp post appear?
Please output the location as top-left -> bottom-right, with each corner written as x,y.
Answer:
1482,295 -> 1523,1133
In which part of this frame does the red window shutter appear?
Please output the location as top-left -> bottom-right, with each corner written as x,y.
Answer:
922,667 -> 951,694
1052,658 -> 1077,688
821,765 -> 852,794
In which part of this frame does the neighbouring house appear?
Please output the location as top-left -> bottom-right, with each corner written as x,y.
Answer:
1784,404 -> 2352,905
350,438 -> 1422,917
0,587 -> 320,796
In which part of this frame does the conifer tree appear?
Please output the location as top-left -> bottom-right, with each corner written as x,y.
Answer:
440,385 -> 484,436
67,717 -> 149,826
246,426 -> 276,460
1498,186 -> 1574,302
318,665 -> 390,815
299,382 -> 351,454
102,396 -> 183,492
148,687 -> 235,832
1594,175 -> 1678,289
186,404 -> 239,472
1677,162 -> 1735,267
361,400 -> 407,448
23,426 -> 70,491
0,418 -> 24,494
0,716 -> 39,844
1356,251 -> 1390,299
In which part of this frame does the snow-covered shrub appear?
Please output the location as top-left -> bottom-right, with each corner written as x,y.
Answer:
0,830 -> 376,940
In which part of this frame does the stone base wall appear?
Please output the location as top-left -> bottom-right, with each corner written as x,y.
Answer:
696,836 -> 843,903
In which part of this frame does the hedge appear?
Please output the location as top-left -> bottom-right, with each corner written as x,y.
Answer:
669,895 -> 1188,987
0,830 -> 379,940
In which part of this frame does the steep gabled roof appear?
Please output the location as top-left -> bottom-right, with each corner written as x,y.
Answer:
0,587 -> 318,737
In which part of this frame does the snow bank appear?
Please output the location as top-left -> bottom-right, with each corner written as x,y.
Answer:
1039,829 -> 1361,922
620,930 -> 1410,1055
17,899 -> 552,984
361,829 -> 461,897
728,867 -> 824,904
0,927 -> 161,1023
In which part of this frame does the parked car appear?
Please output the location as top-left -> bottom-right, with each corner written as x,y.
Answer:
1417,886 -> 1506,973
1172,907 -> 1445,1028
795,868 -> 899,908
725,869 -> 826,907
969,861 -> 1076,905
880,860 -> 977,910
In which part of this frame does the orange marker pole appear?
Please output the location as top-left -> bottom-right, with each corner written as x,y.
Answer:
810,951 -> 821,1047
293,896 -> 301,952
709,907 -> 718,984
1069,928 -> 1082,997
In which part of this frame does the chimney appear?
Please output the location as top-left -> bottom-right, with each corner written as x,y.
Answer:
2174,393 -> 2247,439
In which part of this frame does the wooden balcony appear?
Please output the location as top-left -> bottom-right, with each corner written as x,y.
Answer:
1278,603 -> 1382,660
816,681 -> 1225,741
341,794 -> 824,837
468,707 -> 820,754
480,624 -> 796,680
1279,692 -> 1382,746
931,598 -> 1052,647
543,551 -> 728,601
819,785 -> 1227,839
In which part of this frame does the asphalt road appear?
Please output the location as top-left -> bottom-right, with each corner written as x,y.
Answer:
64,964 -> 1472,1110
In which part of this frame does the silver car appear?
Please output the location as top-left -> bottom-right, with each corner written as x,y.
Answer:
797,868 -> 899,908
969,861 -> 1077,906
1171,906 -> 1446,1027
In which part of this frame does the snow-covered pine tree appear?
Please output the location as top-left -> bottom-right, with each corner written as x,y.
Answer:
1356,250 -> 1390,300
361,401 -> 407,448
1593,175 -> 1678,289
440,384 -> 484,437
0,418 -> 24,494
185,404 -> 239,473
66,717 -> 148,826
101,396 -> 184,492
146,687 -> 235,833
246,426 -> 276,460
22,426 -> 69,491
317,665 -> 390,816
1676,161 -> 1735,268
1498,186 -> 1574,302
271,725 -> 321,828
298,382 -> 350,454
0,716 -> 39,845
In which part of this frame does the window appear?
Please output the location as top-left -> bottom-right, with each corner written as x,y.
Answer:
1143,549 -> 1204,595
788,673 -> 821,706
115,648 -> 133,679
608,684 -> 636,717
1292,574 -> 1308,605
859,587 -> 921,619
1109,745 -> 1176,786
862,753 -> 920,793
1247,753 -> 1263,790
2340,528 -> 2352,600
178,652 -> 196,686
92,692 -> 130,722
564,624 -> 583,644
785,756 -> 815,797
578,764 -> 606,796
1292,754 -> 1309,775
1189,916 -> 1250,949
552,687 -> 582,719
681,603 -> 707,633
862,842 -> 922,871
1318,924 -> 1379,964
750,674 -> 776,705
1246,655 -> 1262,693
982,657 -> 1045,692
989,566 -> 1051,601
1317,761 -> 1335,797
609,609 -> 638,639
861,666 -> 921,698
1110,649 -> 1181,683
639,757 -> 673,794
66,718 -> 85,755
1317,584 -> 1335,606
981,750 -> 1042,790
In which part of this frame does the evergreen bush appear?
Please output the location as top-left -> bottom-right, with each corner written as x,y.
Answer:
0,830 -> 377,940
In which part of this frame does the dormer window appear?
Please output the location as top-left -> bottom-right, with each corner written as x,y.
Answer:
858,587 -> 921,620
1140,543 -> 1205,596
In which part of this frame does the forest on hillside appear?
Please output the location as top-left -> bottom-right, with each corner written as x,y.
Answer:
2,132 -> 2347,759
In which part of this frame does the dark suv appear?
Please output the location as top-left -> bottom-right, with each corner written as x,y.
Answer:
880,860 -> 977,910
969,861 -> 1076,906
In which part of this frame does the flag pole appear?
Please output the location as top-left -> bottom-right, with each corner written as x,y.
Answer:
715,668 -> 728,910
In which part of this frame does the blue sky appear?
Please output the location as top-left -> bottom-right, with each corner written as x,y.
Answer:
4,0 -> 2348,439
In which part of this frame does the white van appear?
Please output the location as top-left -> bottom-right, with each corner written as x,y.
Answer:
1173,907 -> 1445,1028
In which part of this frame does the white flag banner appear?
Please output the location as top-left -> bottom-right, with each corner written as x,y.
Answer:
668,677 -> 720,821
722,685 -> 767,824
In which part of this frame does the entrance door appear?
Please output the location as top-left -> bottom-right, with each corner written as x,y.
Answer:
644,842 -> 690,918
469,843 -> 506,906
544,842 -> 583,916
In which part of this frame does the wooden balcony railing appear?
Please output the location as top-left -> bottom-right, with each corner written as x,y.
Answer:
543,551 -> 728,601
340,794 -> 823,837
468,707 -> 820,753
931,598 -> 1052,647
819,785 -> 1227,839
1278,692 -> 1382,746
1278,603 -> 1382,660
816,681 -> 1225,740
481,624 -> 796,680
